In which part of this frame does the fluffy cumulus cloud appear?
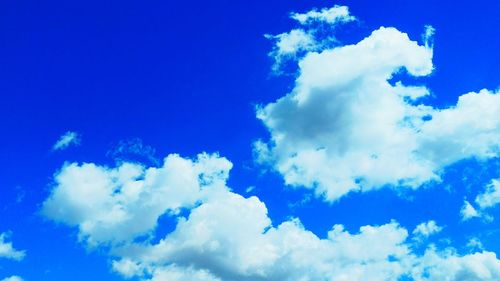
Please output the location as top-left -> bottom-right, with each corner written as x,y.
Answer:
52,131 -> 81,151
0,232 -> 25,261
134,213 -> 412,281
42,152 -> 500,281
256,7 -> 500,201
411,250 -> 500,280
42,153 -> 231,247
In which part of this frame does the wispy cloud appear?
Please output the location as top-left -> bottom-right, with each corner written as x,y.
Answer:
52,131 -> 80,151
266,5 -> 356,74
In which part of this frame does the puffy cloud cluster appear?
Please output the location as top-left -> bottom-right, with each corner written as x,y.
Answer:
257,18 -> 500,201
42,153 -> 231,247
42,153 -> 500,281
411,250 -> 500,280
121,207 -> 412,281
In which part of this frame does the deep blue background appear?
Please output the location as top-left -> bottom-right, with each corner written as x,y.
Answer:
1,1 -> 499,279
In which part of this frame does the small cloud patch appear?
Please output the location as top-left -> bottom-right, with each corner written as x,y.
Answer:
52,131 -> 80,151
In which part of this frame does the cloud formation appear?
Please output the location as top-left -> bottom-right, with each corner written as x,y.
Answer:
52,131 -> 81,151
42,153 -> 500,281
256,16 -> 500,201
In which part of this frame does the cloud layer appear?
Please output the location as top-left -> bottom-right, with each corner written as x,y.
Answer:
42,153 -> 500,281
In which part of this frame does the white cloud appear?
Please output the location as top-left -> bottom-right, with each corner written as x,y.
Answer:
113,258 -> 147,279
257,19 -> 500,201
148,266 -> 221,281
121,187 -> 500,281
291,5 -> 355,25
0,232 -> 25,261
42,153 -> 232,247
42,153 -> 500,281
116,193 -> 500,281
461,200 -> 480,221
266,29 -> 316,56
413,220 -> 442,238
476,179 -> 500,209
39,7 -> 500,280
418,90 -> 500,166
100,181 -> 416,280
1,276 -> 23,281
267,5 -> 355,73
460,179 -> 500,222
52,131 -> 80,151
137,217 -> 411,281
412,249 -> 500,280
266,29 -> 317,72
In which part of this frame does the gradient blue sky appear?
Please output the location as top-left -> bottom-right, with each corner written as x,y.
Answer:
1,1 -> 500,280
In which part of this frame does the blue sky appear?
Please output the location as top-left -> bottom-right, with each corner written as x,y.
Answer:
1,1 -> 500,280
